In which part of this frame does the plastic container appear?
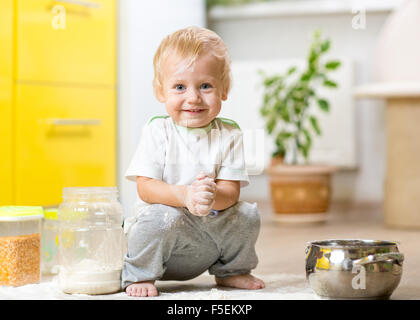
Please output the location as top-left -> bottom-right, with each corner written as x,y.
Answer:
41,208 -> 59,275
57,187 -> 124,295
0,206 -> 44,286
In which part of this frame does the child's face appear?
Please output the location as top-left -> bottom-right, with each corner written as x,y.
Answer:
157,52 -> 227,128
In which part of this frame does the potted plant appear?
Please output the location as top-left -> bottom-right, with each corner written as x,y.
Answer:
259,30 -> 341,223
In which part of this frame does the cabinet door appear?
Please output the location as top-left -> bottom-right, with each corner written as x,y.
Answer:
0,0 -> 13,204
15,84 -> 116,206
16,0 -> 116,85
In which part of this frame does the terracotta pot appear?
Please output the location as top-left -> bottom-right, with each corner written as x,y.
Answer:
267,163 -> 336,223
270,156 -> 284,166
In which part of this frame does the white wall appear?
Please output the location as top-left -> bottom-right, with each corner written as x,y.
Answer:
208,1 -> 398,204
117,0 -> 206,217
220,57 -> 357,169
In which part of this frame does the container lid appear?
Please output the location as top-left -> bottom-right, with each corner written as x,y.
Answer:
62,186 -> 119,199
0,206 -> 45,221
44,208 -> 58,220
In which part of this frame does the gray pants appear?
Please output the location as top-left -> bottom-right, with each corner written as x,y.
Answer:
121,201 -> 261,289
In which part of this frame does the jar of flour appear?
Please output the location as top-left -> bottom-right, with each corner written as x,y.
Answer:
57,187 -> 124,295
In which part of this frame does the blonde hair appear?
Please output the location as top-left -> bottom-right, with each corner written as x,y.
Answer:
153,26 -> 231,99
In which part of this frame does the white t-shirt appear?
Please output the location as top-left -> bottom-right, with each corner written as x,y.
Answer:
125,116 -> 250,208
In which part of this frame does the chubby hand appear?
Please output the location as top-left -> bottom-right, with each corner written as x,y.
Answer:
185,172 -> 217,216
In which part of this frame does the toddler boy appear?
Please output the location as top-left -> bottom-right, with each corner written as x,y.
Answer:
122,26 -> 265,297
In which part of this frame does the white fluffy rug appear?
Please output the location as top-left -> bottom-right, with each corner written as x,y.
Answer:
0,273 -> 320,300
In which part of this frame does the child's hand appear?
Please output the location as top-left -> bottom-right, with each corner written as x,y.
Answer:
185,172 -> 216,216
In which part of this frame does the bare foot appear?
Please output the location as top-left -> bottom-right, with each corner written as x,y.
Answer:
125,281 -> 159,297
215,274 -> 265,290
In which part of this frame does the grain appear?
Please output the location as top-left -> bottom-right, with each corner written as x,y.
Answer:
0,233 -> 41,286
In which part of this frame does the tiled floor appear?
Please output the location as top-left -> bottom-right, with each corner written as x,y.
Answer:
253,200 -> 420,299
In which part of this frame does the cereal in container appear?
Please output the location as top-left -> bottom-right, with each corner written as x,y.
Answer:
0,206 -> 44,287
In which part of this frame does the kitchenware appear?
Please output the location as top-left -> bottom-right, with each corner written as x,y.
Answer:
306,239 -> 404,299
57,187 -> 124,294
41,208 -> 60,275
0,206 -> 44,286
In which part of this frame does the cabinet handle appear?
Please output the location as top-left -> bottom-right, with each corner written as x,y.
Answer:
48,118 -> 101,126
53,0 -> 101,9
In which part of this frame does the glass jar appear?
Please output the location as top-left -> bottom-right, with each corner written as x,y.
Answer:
57,187 -> 124,295
41,208 -> 59,275
0,206 -> 44,287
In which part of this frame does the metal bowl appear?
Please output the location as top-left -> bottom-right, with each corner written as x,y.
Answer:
305,239 -> 404,299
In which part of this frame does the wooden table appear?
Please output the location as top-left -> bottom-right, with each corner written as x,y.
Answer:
354,82 -> 420,228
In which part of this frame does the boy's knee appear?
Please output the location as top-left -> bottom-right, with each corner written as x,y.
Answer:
235,202 -> 261,230
148,204 -> 185,231
129,204 -> 184,239
238,201 -> 260,220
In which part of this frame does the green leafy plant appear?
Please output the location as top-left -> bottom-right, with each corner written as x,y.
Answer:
259,30 -> 341,164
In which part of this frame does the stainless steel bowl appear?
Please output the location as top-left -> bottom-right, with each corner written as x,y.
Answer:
305,239 -> 404,299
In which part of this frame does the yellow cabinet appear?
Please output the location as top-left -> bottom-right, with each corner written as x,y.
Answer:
15,84 -> 116,206
0,80 -> 13,205
16,0 -> 116,85
0,0 -> 13,204
1,0 -> 117,206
